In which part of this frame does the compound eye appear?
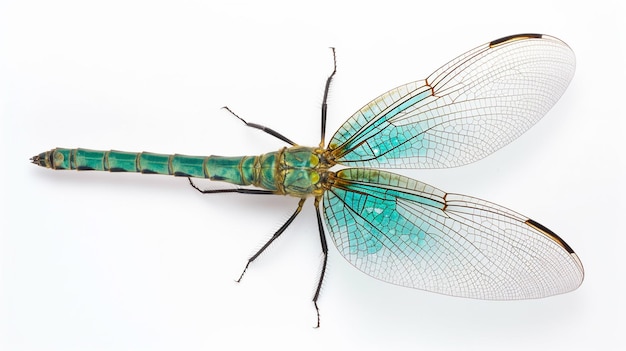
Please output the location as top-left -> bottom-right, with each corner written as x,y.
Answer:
309,154 -> 319,167
310,171 -> 320,185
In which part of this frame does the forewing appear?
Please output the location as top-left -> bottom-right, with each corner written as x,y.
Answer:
328,34 -> 575,168
323,168 -> 584,299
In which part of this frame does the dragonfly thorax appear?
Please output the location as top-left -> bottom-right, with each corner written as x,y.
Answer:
276,146 -> 331,198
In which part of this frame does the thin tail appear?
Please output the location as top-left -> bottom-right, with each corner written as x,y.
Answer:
32,148 -> 285,191
31,148 -> 210,178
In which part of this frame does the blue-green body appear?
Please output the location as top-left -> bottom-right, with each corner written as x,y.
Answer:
32,146 -> 327,197
31,34 -> 584,305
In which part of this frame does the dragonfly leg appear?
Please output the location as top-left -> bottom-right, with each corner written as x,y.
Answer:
221,106 -> 296,146
319,47 -> 337,148
187,177 -> 275,195
312,197 -> 329,328
236,198 -> 306,282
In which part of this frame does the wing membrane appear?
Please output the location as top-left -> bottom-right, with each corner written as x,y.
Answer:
328,34 -> 575,168
323,168 -> 584,299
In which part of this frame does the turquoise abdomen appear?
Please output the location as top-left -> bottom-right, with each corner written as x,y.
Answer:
31,148 -> 287,193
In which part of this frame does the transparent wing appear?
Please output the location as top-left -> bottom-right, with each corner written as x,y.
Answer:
323,168 -> 584,299
328,34 -> 575,168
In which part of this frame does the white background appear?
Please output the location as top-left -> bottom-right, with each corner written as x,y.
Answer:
1,0 -> 624,350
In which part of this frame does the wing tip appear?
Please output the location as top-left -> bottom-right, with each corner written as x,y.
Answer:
570,252 -> 585,283
525,218 -> 585,278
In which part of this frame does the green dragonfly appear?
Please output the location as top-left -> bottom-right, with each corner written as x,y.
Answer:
32,33 -> 584,326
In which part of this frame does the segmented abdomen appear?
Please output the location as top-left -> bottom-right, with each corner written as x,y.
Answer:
31,148 -> 278,189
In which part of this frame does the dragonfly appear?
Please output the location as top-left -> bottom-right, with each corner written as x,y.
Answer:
32,33 -> 584,327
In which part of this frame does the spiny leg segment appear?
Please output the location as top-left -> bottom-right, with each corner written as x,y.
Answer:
313,197 -> 329,328
222,106 -> 296,146
320,47 -> 337,148
188,177 -> 307,283
187,178 -> 276,195
236,198 -> 306,282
